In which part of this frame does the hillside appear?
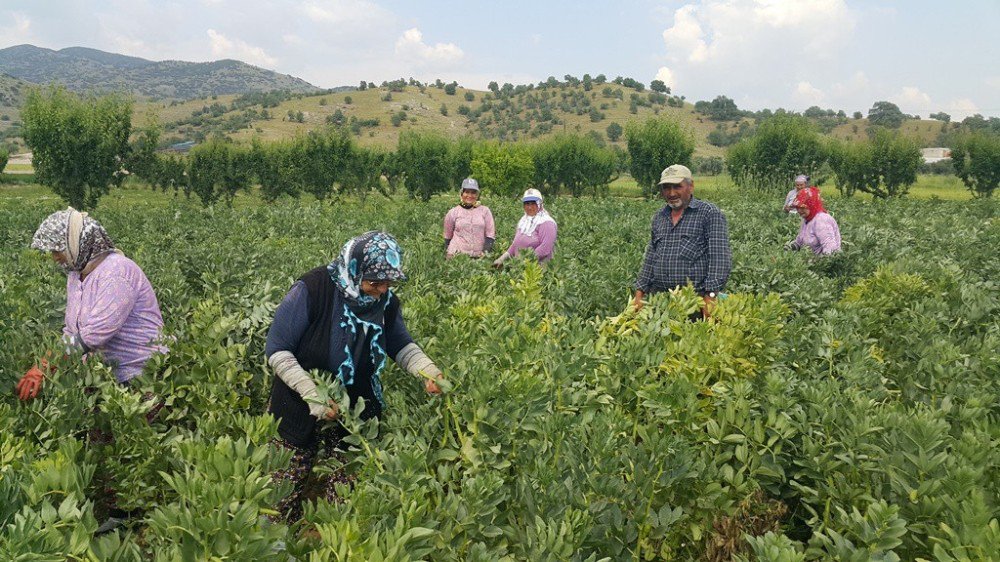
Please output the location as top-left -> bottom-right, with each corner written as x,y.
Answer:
0,73 -> 32,145
141,82 -> 952,158
141,83 -> 734,156
0,44 -> 322,99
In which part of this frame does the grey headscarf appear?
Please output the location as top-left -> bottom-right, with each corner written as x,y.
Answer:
31,208 -> 116,272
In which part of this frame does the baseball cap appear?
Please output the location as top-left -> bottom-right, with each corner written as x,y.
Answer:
657,164 -> 693,186
522,188 -> 543,203
461,178 -> 480,192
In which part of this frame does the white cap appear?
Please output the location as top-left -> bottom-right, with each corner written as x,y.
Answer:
522,188 -> 543,203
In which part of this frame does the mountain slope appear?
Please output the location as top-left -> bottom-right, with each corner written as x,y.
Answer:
0,44 -> 321,99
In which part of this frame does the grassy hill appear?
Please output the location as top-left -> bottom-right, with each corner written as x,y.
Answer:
141,84 -> 745,157
0,44 -> 322,100
141,82 -> 953,157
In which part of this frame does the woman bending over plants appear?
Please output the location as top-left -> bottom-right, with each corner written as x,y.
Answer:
785,188 -> 841,255
265,230 -> 446,522
18,207 -> 169,533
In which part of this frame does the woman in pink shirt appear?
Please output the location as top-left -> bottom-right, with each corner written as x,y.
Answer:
443,178 -> 496,258
16,208 -> 167,398
786,189 -> 841,255
493,188 -> 558,267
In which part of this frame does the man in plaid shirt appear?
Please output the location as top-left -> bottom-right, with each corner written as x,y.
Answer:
633,164 -> 731,317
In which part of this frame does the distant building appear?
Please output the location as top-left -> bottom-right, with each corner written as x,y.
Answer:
162,141 -> 196,154
921,147 -> 951,164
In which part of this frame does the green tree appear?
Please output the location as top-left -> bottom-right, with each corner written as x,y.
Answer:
344,96 -> 353,104
649,80 -> 669,93
929,111 -> 950,123
449,136 -> 476,189
187,140 -> 254,206
694,95 -> 742,121
867,101 -> 905,129
341,145 -> 387,200
21,86 -> 132,209
381,150 -> 404,194
149,153 -> 188,195
440,103 -> 449,116
532,134 -> 618,197
254,138 -> 303,202
470,141 -> 534,197
0,147 -> 8,173
127,116 -> 161,184
625,117 -> 695,196
726,114 -> 826,192
606,122 -> 623,142
828,129 -> 921,198
299,128 -> 353,200
444,82 -> 458,95
950,132 -> 1000,198
693,155 -> 724,176
397,131 -> 454,201
464,91 -> 475,102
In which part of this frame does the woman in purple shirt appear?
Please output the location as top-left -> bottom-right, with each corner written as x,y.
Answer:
493,188 -> 558,268
16,208 -> 167,399
786,189 -> 841,255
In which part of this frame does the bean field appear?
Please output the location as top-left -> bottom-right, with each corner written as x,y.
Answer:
1,185 -> 998,561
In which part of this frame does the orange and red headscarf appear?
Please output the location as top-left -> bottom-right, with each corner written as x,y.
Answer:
793,187 -> 826,222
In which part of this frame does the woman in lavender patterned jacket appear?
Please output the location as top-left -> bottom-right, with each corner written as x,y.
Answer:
786,189 -> 841,255
16,208 -> 167,400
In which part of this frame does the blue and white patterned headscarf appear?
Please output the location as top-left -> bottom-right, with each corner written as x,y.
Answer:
328,231 -> 406,312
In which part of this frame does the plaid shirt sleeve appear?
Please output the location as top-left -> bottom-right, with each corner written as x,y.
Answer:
703,206 -> 731,293
634,217 -> 657,292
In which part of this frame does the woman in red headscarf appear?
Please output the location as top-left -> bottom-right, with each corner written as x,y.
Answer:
785,188 -> 841,255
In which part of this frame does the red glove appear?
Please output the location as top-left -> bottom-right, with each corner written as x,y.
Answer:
16,366 -> 45,400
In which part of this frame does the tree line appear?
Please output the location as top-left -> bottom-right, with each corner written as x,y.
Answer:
18,87 -> 1000,209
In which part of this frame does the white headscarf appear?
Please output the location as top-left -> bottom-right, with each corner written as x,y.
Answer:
517,200 -> 556,236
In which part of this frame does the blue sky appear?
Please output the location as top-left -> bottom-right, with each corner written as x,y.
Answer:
1,0 -> 997,118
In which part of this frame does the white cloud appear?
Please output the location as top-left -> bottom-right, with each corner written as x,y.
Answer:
662,5 -> 708,63
300,0 -> 391,28
831,71 -> 870,96
754,0 -> 849,28
0,11 -> 35,45
662,0 -> 855,67
207,29 -> 277,67
394,28 -> 464,66
794,81 -> 825,105
946,98 -> 979,120
884,88 -> 979,120
891,86 -> 933,113
658,1 -> 859,111
655,66 -> 676,90
282,33 -> 304,45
